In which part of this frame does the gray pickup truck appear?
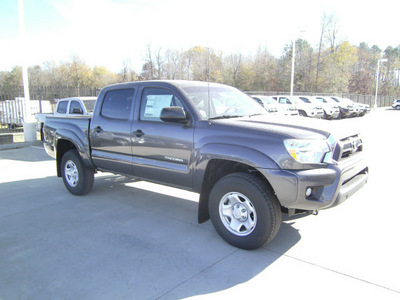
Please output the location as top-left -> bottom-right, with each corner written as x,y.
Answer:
43,80 -> 368,250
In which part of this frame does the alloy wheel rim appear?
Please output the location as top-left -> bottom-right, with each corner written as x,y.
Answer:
65,160 -> 79,187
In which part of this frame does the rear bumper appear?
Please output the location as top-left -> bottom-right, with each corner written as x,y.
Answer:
260,154 -> 368,211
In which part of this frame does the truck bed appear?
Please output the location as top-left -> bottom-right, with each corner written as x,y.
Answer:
43,115 -> 92,160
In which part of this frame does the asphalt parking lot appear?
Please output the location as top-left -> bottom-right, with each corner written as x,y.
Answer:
1,109 -> 400,300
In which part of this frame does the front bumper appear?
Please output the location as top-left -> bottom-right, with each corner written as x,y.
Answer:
260,154 -> 368,211
324,110 -> 340,119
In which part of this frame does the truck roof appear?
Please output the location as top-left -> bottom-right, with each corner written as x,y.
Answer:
56,97 -> 97,102
102,80 -> 227,90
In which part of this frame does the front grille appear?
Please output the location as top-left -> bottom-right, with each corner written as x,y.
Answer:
335,135 -> 363,160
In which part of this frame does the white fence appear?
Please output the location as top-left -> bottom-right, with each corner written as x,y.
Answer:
0,98 -> 52,129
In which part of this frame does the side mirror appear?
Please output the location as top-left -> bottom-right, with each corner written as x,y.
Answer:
160,106 -> 188,123
72,107 -> 83,114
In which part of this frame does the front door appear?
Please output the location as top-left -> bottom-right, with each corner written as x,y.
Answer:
131,87 -> 194,189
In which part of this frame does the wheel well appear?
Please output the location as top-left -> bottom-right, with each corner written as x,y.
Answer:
298,110 -> 307,116
197,159 -> 276,223
56,139 -> 76,177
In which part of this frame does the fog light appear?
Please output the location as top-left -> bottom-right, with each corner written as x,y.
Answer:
305,188 -> 312,198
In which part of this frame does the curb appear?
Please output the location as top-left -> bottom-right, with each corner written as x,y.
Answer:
0,140 -> 43,151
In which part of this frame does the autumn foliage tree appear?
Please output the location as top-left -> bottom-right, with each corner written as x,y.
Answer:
1,23 -> 400,100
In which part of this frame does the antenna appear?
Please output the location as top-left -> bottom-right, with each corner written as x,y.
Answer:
207,47 -> 211,119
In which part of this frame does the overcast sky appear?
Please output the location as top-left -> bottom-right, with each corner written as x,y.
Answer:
0,0 -> 398,73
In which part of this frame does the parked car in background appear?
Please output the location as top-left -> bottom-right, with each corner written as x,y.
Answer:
392,99 -> 400,110
329,97 -> 355,118
350,100 -> 370,116
274,96 -> 323,118
271,96 -> 299,116
314,96 -> 340,119
361,103 -> 371,115
35,97 -> 97,140
251,95 -> 280,115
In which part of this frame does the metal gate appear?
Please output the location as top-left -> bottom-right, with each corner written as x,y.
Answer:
0,100 -> 25,133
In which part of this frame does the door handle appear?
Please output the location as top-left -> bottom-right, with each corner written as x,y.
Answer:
133,130 -> 144,137
94,126 -> 103,133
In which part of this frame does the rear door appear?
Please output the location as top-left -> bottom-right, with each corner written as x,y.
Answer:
90,88 -> 136,175
131,86 -> 195,188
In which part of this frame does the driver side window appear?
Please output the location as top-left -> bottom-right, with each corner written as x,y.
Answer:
140,88 -> 183,122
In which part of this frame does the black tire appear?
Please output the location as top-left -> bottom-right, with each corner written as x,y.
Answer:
60,149 -> 94,195
40,123 -> 44,141
209,172 -> 281,250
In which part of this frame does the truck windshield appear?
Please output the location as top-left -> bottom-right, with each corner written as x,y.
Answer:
82,100 -> 96,113
181,84 -> 266,120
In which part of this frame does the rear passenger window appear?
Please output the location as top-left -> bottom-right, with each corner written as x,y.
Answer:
140,88 -> 183,122
56,101 -> 68,114
101,89 -> 135,120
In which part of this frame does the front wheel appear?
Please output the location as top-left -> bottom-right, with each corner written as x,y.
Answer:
209,173 -> 281,250
60,149 -> 94,195
299,111 -> 307,117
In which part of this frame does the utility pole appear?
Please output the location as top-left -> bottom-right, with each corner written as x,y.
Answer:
374,59 -> 388,109
18,0 -> 36,141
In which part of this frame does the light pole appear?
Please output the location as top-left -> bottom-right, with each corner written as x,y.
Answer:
374,58 -> 388,109
18,0 -> 36,141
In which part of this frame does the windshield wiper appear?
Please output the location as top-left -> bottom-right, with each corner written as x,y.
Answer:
208,115 -> 243,120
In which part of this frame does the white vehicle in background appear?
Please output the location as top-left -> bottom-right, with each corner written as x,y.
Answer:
35,97 -> 97,140
251,95 -> 281,115
313,96 -> 340,119
392,99 -> 400,110
349,100 -> 370,116
271,96 -> 299,116
329,97 -> 355,118
274,96 -> 323,118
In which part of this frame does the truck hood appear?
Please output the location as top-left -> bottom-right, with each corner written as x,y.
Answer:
211,114 -> 359,141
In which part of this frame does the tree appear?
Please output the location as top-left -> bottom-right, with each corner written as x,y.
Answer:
349,43 -> 378,94
119,60 -> 138,82
141,45 -> 164,80
316,12 -> 337,92
69,55 -> 94,95
181,46 -> 223,82
252,47 -> 276,91
223,53 -> 243,87
163,49 -> 185,80
318,41 -> 357,93
2,66 -> 22,87
381,46 -> 400,96
293,39 -> 314,93
93,66 -> 118,87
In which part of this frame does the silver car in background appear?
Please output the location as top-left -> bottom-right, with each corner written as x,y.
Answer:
314,96 -> 340,119
274,96 -> 323,118
251,95 -> 281,115
271,96 -> 299,116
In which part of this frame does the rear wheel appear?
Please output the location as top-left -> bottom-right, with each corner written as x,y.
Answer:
209,172 -> 281,250
61,149 -> 94,195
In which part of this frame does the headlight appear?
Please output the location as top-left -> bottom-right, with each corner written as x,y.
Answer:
284,138 -> 334,164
